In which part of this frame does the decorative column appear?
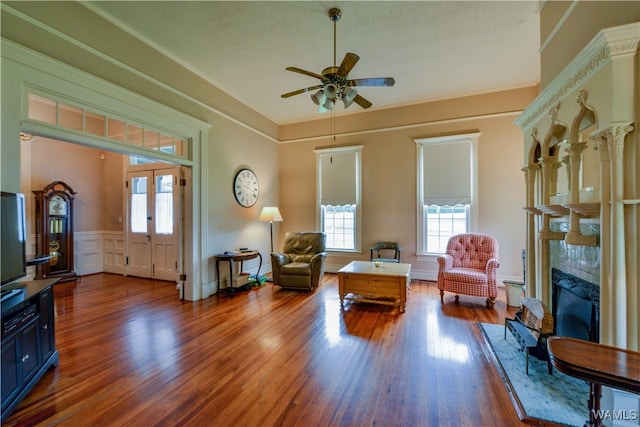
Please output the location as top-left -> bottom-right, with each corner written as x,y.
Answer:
595,123 -> 633,348
522,163 -> 541,299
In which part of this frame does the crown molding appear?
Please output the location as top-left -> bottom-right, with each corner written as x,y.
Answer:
515,22 -> 640,130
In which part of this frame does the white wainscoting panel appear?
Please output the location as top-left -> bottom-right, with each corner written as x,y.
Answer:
103,231 -> 126,275
74,231 -> 103,276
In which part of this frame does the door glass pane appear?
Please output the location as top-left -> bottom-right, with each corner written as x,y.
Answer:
131,177 -> 148,233
155,174 -> 173,235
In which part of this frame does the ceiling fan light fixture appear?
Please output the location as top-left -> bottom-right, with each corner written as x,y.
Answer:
344,86 -> 357,100
343,86 -> 358,108
324,83 -> 338,99
311,89 -> 325,105
322,97 -> 334,111
281,7 -> 395,113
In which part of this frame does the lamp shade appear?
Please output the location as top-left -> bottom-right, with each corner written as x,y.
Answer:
311,90 -> 325,106
323,83 -> 338,99
258,207 -> 283,222
343,86 -> 357,108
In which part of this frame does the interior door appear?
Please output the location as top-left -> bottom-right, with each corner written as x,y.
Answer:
151,168 -> 180,281
126,167 -> 180,281
127,171 -> 152,278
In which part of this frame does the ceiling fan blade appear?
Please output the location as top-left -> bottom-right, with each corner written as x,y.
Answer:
285,67 -> 324,80
353,94 -> 372,109
281,85 -> 323,98
337,52 -> 360,77
349,77 -> 396,87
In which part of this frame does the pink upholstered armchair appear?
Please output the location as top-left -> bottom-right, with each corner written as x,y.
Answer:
437,233 -> 500,308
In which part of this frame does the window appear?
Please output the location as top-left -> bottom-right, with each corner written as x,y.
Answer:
27,92 -> 189,159
314,145 -> 363,251
416,134 -> 478,254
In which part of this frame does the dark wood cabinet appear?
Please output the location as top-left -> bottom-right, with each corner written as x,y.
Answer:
38,288 -> 55,362
1,279 -> 59,421
33,181 -> 77,282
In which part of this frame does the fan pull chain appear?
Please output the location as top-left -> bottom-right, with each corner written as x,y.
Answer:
330,109 -> 335,163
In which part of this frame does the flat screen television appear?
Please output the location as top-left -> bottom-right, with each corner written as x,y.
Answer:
1,191 -> 27,286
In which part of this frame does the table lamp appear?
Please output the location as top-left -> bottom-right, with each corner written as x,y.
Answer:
258,207 -> 283,253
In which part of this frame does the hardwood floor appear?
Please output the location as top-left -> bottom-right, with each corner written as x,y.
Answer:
4,273 -> 533,426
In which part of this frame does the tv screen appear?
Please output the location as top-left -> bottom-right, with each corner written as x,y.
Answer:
1,191 -> 27,286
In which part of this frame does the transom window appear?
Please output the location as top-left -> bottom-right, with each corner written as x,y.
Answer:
415,134 -> 478,254
27,92 -> 189,159
314,145 -> 363,251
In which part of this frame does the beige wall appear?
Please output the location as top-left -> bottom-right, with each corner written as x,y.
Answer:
540,1 -> 640,89
280,87 -> 536,279
27,138 -> 124,234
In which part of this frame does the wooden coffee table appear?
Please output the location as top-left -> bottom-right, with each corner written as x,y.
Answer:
338,261 -> 411,312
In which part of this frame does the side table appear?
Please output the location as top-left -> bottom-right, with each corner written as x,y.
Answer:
215,250 -> 262,294
547,336 -> 640,427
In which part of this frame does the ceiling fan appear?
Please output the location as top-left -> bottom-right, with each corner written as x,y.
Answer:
281,7 -> 395,113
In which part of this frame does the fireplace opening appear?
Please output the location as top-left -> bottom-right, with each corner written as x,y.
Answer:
551,268 -> 600,343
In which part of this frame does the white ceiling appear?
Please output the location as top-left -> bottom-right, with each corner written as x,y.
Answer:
86,1 -> 541,125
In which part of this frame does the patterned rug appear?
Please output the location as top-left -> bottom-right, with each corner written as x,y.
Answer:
478,322 -> 589,426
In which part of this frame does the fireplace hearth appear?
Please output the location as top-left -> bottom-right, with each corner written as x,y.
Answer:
551,268 -> 600,343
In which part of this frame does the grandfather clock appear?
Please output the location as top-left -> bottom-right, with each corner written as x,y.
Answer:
33,181 -> 77,282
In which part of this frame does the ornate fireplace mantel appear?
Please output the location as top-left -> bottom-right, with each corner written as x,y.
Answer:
515,22 -> 639,352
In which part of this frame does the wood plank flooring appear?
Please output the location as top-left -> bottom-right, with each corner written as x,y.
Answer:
4,273 -> 534,426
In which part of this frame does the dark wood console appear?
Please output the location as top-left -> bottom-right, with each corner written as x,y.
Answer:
1,278 -> 59,421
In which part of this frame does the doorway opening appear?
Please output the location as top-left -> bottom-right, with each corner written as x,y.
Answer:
20,135 -> 191,295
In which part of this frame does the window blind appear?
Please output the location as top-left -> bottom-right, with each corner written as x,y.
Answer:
422,140 -> 471,205
320,151 -> 356,205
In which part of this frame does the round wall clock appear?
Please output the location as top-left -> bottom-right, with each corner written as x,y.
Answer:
233,168 -> 259,207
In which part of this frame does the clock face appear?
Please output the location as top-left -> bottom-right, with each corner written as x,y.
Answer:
233,168 -> 259,207
49,195 -> 67,216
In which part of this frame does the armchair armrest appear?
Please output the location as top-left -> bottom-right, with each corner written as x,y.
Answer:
271,253 -> 291,267
485,257 -> 501,294
309,252 -> 327,268
309,252 -> 327,288
485,257 -> 500,274
270,252 -> 291,284
436,254 -> 454,273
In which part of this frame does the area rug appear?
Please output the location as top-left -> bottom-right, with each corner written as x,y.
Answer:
478,322 -> 589,426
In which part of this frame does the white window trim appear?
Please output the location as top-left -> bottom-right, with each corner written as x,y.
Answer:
415,133 -> 479,257
314,145 -> 363,253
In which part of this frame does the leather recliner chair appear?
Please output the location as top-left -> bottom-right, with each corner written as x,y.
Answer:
271,232 -> 327,290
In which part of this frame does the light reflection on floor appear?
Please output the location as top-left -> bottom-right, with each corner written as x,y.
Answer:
126,315 -> 180,373
426,306 -> 470,363
323,299 -> 344,347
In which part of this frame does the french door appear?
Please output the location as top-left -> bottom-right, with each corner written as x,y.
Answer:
126,166 -> 181,281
